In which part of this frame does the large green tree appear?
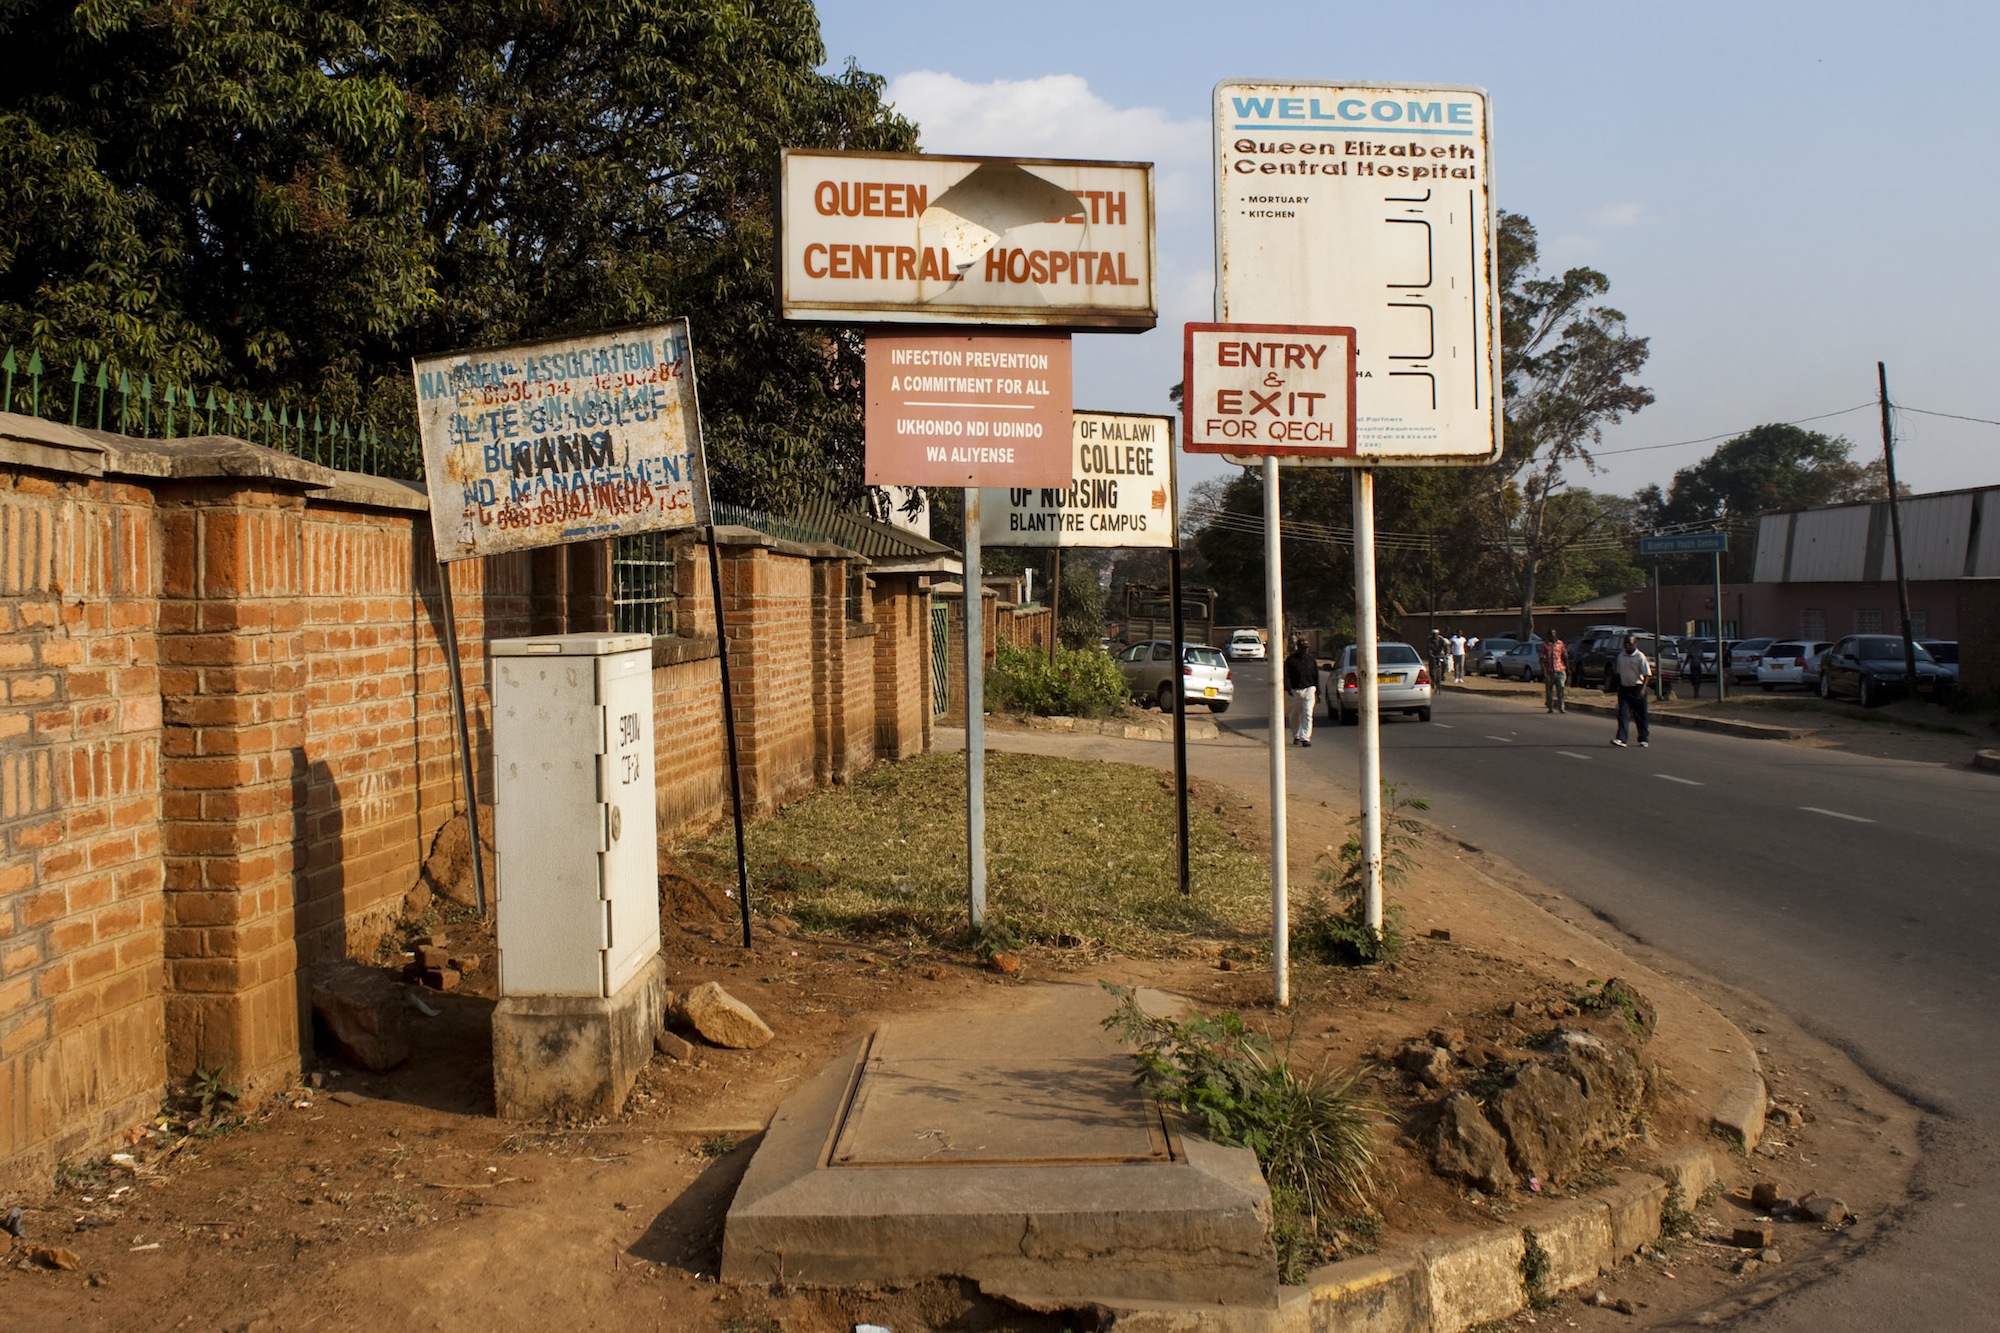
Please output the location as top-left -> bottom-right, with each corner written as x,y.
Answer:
0,0 -> 913,506
1637,423 -> 1888,581
1486,212 -> 1654,637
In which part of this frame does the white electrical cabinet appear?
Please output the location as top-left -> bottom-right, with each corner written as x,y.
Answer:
492,634 -> 660,998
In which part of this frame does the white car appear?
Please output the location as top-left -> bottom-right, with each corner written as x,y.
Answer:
1755,640 -> 1832,690
1225,629 -> 1268,661
1117,640 -> 1234,713
1321,642 -> 1434,724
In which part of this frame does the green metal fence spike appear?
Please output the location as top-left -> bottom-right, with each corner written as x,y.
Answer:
164,380 -> 178,438
70,358 -> 86,426
3,348 -> 16,414
140,374 -> 153,437
27,350 -> 43,417
260,400 -> 274,449
185,386 -> 198,436
117,371 -> 131,433
95,362 -> 110,431
204,387 -> 217,434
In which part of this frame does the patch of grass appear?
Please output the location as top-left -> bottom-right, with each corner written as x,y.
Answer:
697,1133 -> 739,1160
1519,1227 -> 1558,1308
682,752 -> 1269,956
1104,985 -> 1381,1284
1294,785 -> 1428,966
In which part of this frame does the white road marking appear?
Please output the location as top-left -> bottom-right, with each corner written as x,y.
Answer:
1485,735 -> 1515,743
1801,806 -> 1875,824
1432,722 -> 1455,729
1655,774 -> 1703,786
1556,751 -> 1593,760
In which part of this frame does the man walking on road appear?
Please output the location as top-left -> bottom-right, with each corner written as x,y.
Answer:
1610,634 -> 1652,748
1448,631 -> 1467,683
1283,636 -> 1317,746
1539,634 -> 1568,713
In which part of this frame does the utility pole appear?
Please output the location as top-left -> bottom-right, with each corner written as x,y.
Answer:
1878,363 -> 1918,688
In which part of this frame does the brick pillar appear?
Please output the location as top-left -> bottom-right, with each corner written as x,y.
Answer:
156,482 -> 308,1091
808,555 -> 842,785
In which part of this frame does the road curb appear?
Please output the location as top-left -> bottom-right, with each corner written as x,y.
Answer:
1100,1150 -> 1731,1331
1004,713 -> 1221,742
1439,684 -> 1807,741
1976,748 -> 2000,775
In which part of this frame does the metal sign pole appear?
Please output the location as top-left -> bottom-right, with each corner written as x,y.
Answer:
1878,363 -> 1919,688
1353,470 -> 1383,934
705,526 -> 753,949
1264,457 -> 1289,1007
1653,560 -> 1664,700
964,488 -> 987,932
435,560 -> 489,917
1714,551 -> 1726,703
1169,545 -> 1191,896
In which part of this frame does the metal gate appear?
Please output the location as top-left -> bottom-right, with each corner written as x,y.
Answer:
930,602 -> 950,717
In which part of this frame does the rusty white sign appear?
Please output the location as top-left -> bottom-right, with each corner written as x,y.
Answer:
864,330 -> 1072,488
980,411 -> 1177,548
780,149 -> 1157,331
1182,323 -> 1357,459
413,323 -> 711,562
1215,81 -> 1499,466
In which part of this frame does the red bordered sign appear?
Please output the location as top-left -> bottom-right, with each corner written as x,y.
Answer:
1181,322 -> 1357,460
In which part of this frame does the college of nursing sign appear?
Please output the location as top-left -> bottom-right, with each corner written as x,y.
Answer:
980,411 -> 1177,548
1183,324 -> 1357,459
780,149 -> 1157,331
1214,81 -> 1500,466
864,331 -> 1073,488
413,322 -> 711,561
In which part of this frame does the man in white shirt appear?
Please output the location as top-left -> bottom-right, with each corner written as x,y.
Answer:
1448,631 -> 1467,682
1610,635 -> 1653,748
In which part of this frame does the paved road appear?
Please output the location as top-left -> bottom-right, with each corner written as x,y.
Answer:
1226,662 -> 2000,1330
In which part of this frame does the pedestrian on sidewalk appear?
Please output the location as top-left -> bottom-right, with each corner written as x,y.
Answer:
1687,646 -> 1704,699
1283,635 -> 1318,746
1538,633 -> 1568,713
1448,630 -> 1467,683
1610,634 -> 1652,748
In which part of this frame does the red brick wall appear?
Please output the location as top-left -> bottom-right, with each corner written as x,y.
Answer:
0,439 -> 933,1181
0,470 -> 164,1191
1955,578 -> 1999,699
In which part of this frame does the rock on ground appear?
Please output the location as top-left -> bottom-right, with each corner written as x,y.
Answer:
420,810 -> 496,908
310,960 -> 411,1071
1419,1091 -> 1512,1192
677,982 -> 773,1050
1550,1027 -> 1647,1149
1493,1063 -> 1589,1183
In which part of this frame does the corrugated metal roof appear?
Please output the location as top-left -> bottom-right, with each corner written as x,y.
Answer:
1974,491 -> 2000,577
1753,515 -> 1791,582
1786,506 -> 1873,581
1876,491 -> 1974,581
781,496 -> 958,561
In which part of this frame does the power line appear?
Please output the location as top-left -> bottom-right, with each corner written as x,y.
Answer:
1898,405 -> 2000,429
1590,402 -> 1878,458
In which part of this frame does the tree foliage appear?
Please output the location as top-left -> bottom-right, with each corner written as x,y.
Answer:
0,0 -> 914,507
1638,422 -> 1888,580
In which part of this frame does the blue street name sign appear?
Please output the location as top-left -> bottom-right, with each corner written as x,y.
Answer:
1638,531 -> 1728,557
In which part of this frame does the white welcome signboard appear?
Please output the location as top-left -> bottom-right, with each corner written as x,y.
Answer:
1214,81 -> 1500,466
413,322 -> 712,561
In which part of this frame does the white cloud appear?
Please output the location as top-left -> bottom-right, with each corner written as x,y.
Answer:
1587,202 -> 1647,229
884,71 -> 1208,212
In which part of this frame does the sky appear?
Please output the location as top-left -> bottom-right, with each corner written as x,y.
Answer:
815,0 -> 2000,505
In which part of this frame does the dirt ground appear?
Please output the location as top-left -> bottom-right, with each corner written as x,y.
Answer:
1,763 -> 1921,1331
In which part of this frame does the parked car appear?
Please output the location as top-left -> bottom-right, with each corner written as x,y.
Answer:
1495,640 -> 1544,682
1918,640 -> 1959,683
1566,626 -> 1639,683
1224,629 -> 1268,661
1755,640 -> 1833,690
1817,635 -> 1952,706
1116,639 -> 1234,713
1471,636 -> 1521,676
1573,630 -> 1682,688
1321,642 -> 1434,724
1726,637 -> 1777,685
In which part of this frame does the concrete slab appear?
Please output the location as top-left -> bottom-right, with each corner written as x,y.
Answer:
491,953 -> 666,1120
722,983 -> 1277,1308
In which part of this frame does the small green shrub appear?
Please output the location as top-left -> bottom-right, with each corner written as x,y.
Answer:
1103,985 -> 1380,1283
1294,784 -> 1429,965
986,639 -> 1129,718
1520,1227 -> 1558,1307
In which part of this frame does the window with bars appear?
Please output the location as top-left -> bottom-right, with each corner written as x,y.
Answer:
1855,608 -> 1883,633
1802,608 -> 1827,640
611,533 -> 676,636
